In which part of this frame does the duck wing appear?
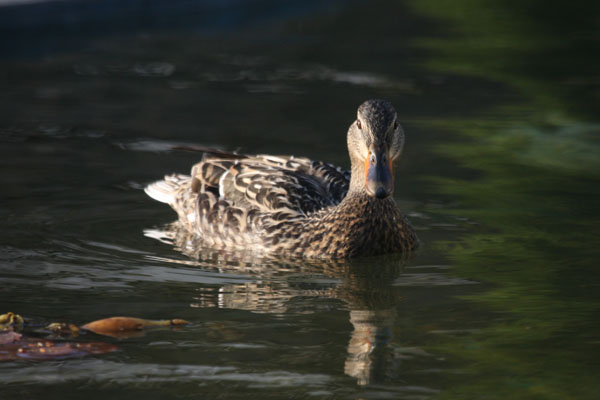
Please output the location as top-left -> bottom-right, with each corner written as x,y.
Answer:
191,154 -> 349,218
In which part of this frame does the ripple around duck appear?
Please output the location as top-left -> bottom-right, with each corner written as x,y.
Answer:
393,273 -> 478,287
114,138 -> 225,153
0,359 -> 332,387
0,240 -> 256,291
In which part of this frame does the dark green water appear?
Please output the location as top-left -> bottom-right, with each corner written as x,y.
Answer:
1,0 -> 599,398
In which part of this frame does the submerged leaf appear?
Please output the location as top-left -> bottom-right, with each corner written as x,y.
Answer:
0,338 -> 118,361
0,331 -> 22,345
16,341 -> 119,360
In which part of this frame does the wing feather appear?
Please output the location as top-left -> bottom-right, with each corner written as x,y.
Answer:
191,154 -> 349,219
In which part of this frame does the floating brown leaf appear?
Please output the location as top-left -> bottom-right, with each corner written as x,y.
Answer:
81,316 -> 189,338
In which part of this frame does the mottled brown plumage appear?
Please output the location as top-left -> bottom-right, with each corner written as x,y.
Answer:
145,99 -> 418,258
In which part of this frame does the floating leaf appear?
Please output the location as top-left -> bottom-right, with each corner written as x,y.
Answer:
0,312 -> 24,331
82,316 -> 189,338
46,322 -> 81,336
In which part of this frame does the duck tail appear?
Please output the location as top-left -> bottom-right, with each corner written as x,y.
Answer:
144,174 -> 190,204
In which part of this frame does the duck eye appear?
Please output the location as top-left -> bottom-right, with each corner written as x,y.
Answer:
370,153 -> 376,165
393,120 -> 398,129
357,120 -> 362,130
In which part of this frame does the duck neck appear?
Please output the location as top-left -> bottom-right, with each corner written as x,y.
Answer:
337,191 -> 397,228
348,162 -> 368,194
342,188 -> 395,209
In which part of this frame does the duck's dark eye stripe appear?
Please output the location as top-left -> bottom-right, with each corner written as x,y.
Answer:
393,120 -> 398,129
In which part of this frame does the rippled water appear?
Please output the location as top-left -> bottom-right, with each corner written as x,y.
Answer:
1,0 -> 599,399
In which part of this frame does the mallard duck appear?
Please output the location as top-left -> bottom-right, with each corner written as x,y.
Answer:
145,99 -> 418,258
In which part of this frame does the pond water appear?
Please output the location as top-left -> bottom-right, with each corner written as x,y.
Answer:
1,0 -> 599,398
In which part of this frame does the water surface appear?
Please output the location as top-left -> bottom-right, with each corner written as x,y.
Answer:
1,0 -> 599,399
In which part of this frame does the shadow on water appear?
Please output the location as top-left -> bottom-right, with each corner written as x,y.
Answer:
0,0 -> 348,59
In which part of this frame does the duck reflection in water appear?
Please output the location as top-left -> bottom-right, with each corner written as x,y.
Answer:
145,222 -> 410,386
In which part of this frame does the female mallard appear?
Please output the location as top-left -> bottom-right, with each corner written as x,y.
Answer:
145,99 -> 418,258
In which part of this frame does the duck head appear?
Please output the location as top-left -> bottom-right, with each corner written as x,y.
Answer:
347,99 -> 405,199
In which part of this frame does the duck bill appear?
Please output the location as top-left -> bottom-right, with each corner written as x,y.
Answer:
364,152 -> 394,199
